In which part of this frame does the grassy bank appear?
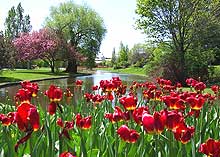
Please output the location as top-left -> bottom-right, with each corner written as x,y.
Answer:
97,67 -> 147,76
0,68 -> 69,83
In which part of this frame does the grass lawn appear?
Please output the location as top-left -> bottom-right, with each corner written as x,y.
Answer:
0,68 -> 69,83
97,67 -> 147,76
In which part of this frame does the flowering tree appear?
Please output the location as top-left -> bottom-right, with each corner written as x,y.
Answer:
13,28 -> 59,72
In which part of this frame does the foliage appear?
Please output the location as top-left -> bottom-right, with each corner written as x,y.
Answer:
0,31 -> 16,69
129,43 -> 150,67
111,48 -> 117,66
13,28 -> 60,73
136,0 -> 220,83
0,77 -> 220,156
4,2 -> 31,39
45,1 -> 106,72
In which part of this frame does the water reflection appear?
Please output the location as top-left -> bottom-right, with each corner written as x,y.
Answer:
0,70 -> 148,104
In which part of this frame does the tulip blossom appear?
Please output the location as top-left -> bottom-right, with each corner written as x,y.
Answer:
75,80 -> 83,86
21,81 -> 39,97
91,94 -> 105,106
15,102 -> 40,151
142,111 -> 166,134
76,114 -> 92,130
186,95 -> 206,110
164,110 -> 184,131
60,151 -> 77,157
173,123 -> 195,144
45,85 -> 63,102
199,138 -> 220,157
15,103 -> 40,132
105,106 -> 130,123
117,125 -> 140,143
45,85 -> 63,115
132,106 -> 149,125
15,88 -> 32,104
57,118 -> 74,139
64,88 -> 73,104
194,82 -> 206,92
162,96 -> 185,110
186,78 -> 198,87
0,112 -> 16,126
119,95 -> 137,110
92,85 -> 98,91
211,85 -> 219,94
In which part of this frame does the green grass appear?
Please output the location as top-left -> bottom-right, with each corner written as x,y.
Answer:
97,67 -> 147,76
0,68 -> 68,83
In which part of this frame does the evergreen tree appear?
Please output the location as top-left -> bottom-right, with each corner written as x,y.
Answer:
4,2 -> 32,39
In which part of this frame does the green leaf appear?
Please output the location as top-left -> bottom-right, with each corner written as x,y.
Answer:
87,149 -> 100,157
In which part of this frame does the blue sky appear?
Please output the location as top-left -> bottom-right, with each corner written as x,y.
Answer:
0,0 -> 146,57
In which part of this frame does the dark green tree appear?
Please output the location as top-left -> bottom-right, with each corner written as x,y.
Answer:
111,47 -> 117,66
136,0 -> 220,83
0,31 -> 16,69
118,42 -> 129,64
45,1 -> 106,73
4,2 -> 32,39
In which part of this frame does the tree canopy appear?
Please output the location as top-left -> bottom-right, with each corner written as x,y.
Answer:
136,0 -> 220,83
4,2 -> 31,39
45,1 -> 106,72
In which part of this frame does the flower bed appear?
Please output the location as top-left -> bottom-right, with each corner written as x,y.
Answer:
0,77 -> 219,157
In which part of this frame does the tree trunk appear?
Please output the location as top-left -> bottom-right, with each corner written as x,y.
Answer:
50,60 -> 55,73
65,59 -> 77,73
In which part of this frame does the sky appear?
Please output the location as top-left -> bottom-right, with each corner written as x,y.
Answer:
0,0 -> 146,58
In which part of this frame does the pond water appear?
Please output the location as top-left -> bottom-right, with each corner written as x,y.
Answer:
0,70 -> 148,104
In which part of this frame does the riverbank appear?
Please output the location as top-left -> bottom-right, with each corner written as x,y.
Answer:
0,68 -> 92,87
96,67 -> 147,76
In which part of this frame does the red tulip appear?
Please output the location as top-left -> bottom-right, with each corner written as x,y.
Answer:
45,85 -> 63,102
186,96 -> 206,110
14,102 -> 40,152
186,78 -> 198,87
105,106 -> 129,123
76,114 -> 92,130
91,94 -> 105,105
142,111 -> 166,134
21,81 -> 39,97
211,85 -> 219,94
173,123 -> 194,144
117,125 -> 140,143
48,102 -> 57,115
0,112 -> 16,126
194,82 -> 206,92
162,96 -> 185,110
132,106 -> 149,125
119,95 -> 137,110
92,85 -> 98,91
164,110 -> 184,131
60,151 -> 77,157
199,138 -> 220,157
57,118 -> 74,139
75,80 -> 83,86
15,88 -> 32,104
15,102 -> 40,132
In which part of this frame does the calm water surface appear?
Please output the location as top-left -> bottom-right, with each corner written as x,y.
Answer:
0,70 -> 148,104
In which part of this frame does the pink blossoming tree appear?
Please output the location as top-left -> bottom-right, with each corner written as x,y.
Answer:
13,28 -> 60,73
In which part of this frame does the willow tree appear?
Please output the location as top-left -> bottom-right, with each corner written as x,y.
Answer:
136,0 -> 219,83
45,1 -> 106,73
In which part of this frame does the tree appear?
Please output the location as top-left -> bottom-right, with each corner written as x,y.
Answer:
5,2 -> 32,39
45,1 -> 106,73
111,48 -> 117,66
118,42 -> 129,67
13,28 -> 60,73
136,0 -> 219,83
0,31 -> 16,69
129,43 -> 150,67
